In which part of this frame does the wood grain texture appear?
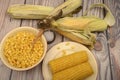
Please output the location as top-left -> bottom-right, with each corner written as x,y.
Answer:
93,34 -> 112,80
0,0 -> 25,80
82,0 -> 112,80
104,0 -> 120,80
0,0 -> 10,30
0,0 -> 119,80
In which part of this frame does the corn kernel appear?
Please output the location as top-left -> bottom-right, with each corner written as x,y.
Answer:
3,31 -> 44,68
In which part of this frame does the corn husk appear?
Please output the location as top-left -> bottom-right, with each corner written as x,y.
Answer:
49,0 -> 82,17
83,3 -> 115,26
52,16 -> 108,32
7,5 -> 54,19
7,0 -> 82,19
52,28 -> 96,49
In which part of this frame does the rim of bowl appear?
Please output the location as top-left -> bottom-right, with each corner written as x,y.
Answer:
0,26 -> 47,71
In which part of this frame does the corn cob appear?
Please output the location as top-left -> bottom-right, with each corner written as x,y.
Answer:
49,0 -> 82,17
48,51 -> 88,74
83,4 -> 115,26
53,62 -> 93,80
52,16 -> 108,32
51,28 -> 95,49
7,5 -> 54,19
7,0 -> 82,19
62,0 -> 82,16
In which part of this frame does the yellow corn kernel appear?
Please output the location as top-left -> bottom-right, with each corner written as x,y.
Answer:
48,51 -> 88,74
3,31 -> 44,68
53,62 -> 93,80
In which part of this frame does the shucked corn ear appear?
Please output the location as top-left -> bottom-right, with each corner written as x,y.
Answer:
7,0 -> 82,19
7,5 -> 54,19
52,16 -> 108,32
48,51 -> 88,74
53,62 -> 93,80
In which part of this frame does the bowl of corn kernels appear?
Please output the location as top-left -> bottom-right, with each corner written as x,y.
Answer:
0,26 -> 47,71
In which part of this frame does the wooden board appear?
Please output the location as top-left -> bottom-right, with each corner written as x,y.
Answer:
104,0 -> 120,80
82,0 -> 112,80
0,0 -> 120,80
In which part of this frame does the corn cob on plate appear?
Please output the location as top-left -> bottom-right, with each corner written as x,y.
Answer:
42,42 -> 98,80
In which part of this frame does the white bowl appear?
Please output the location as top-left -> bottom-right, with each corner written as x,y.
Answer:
0,26 -> 47,71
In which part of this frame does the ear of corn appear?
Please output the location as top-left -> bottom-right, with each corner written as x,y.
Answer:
7,4 -> 54,19
62,0 -> 82,16
52,16 -> 97,30
48,51 -> 88,74
83,3 -> 115,26
7,0 -> 82,19
49,0 -> 82,17
53,62 -> 93,80
51,28 -> 95,49
52,16 -> 108,32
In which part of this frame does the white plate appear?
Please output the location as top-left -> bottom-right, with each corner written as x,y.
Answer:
42,42 -> 98,80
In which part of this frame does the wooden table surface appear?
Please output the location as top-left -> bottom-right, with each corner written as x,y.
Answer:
0,0 -> 120,80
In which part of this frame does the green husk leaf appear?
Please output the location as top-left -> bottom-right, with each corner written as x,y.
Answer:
52,28 -> 93,45
49,0 -> 82,18
83,3 -> 115,26
52,16 -> 97,30
104,12 -> 115,26
54,26 -> 96,44
56,27 -> 83,33
62,0 -> 82,16
51,16 -> 108,32
7,4 -> 54,19
58,27 -> 89,40
87,19 -> 107,31
7,0 -> 82,19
